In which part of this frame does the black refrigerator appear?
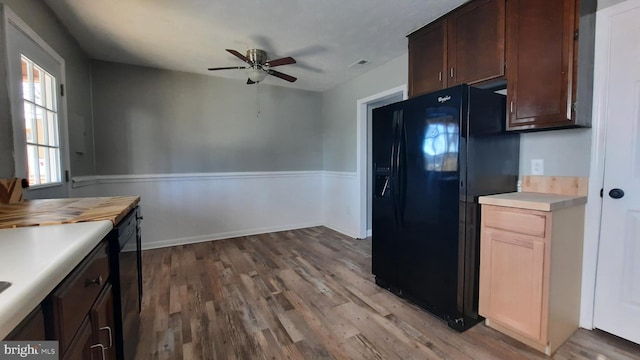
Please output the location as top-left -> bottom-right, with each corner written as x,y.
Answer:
372,84 -> 519,331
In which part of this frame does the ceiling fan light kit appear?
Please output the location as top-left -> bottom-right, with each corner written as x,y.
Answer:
208,48 -> 298,84
247,67 -> 267,83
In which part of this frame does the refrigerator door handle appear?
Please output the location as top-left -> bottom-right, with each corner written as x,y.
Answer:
390,111 -> 400,229
397,112 -> 406,226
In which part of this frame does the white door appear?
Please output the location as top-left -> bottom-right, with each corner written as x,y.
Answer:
593,0 -> 640,345
5,18 -> 69,199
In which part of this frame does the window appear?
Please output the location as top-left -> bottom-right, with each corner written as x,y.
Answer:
20,55 -> 61,186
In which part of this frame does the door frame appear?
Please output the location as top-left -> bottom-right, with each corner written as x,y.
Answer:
356,85 -> 407,239
580,0 -> 640,329
2,5 -> 71,195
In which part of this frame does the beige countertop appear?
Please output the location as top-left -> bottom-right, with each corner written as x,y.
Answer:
0,221 -> 113,339
478,192 -> 587,211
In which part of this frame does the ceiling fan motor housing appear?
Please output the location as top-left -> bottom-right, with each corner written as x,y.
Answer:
247,49 -> 268,66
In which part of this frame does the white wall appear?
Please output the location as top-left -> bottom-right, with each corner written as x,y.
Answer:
322,172 -> 359,238
91,61 -> 323,174
321,54 -> 408,236
322,54 -> 408,172
71,172 -> 323,249
81,61 -> 326,249
519,129 -> 592,176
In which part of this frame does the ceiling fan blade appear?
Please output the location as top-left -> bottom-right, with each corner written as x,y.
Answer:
266,56 -> 296,67
268,69 -> 297,82
247,78 -> 256,85
207,66 -> 247,71
226,49 -> 251,64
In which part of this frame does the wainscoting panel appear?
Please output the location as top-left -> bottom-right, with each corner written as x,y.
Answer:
71,172 -> 324,249
322,171 -> 360,238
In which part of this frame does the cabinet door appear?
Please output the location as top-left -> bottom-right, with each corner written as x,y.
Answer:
506,0 -> 578,130
479,228 -> 546,342
5,306 -> 45,340
90,284 -> 117,360
408,19 -> 447,97
62,317 -> 93,360
447,0 -> 505,86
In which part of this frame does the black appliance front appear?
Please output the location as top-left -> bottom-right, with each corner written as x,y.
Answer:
372,84 -> 519,331
110,207 -> 143,360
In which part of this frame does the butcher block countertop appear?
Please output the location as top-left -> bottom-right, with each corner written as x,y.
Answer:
479,192 -> 587,212
0,196 -> 140,229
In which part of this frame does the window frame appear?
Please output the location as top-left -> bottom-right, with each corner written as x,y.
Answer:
3,5 -> 70,194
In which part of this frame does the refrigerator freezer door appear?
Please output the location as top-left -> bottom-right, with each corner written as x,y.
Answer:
372,104 -> 401,290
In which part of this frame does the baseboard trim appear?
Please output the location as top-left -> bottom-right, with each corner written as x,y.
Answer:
323,223 -> 360,240
129,221 -> 324,251
323,171 -> 357,178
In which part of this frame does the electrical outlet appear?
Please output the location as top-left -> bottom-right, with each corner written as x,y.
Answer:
531,159 -> 544,175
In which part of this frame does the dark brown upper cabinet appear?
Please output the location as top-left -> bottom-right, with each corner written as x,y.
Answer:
408,0 -> 506,97
448,0 -> 506,87
506,0 -> 581,130
408,19 -> 447,97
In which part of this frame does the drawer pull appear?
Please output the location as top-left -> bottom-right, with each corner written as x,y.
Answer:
100,326 -> 113,350
91,343 -> 106,360
85,275 -> 103,287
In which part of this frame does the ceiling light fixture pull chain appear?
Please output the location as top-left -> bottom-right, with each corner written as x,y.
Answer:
256,83 -> 260,119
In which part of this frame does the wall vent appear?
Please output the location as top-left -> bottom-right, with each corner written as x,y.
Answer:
349,59 -> 369,67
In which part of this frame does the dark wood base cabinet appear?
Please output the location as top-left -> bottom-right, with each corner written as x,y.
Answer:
4,306 -> 46,341
43,239 -> 117,359
3,204 -> 143,360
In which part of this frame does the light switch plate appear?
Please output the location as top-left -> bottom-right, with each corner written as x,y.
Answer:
531,159 -> 544,175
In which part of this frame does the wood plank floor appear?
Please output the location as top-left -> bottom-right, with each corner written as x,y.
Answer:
134,227 -> 640,359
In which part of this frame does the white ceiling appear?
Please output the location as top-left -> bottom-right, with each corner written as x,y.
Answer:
43,0 -> 468,92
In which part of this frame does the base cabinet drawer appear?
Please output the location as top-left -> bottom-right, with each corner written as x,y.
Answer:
48,241 -> 110,353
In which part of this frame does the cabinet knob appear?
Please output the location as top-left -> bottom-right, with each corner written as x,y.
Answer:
85,275 -> 103,287
450,68 -> 454,78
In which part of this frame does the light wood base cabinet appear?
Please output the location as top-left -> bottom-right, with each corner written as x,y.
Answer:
479,204 -> 585,355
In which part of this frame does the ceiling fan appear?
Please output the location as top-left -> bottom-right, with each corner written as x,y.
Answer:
208,49 -> 297,84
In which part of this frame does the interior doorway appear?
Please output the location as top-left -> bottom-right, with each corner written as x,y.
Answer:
356,85 -> 407,239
